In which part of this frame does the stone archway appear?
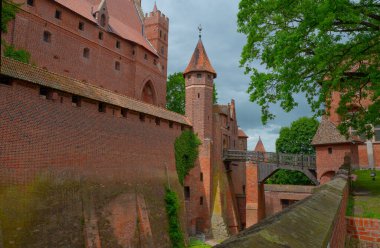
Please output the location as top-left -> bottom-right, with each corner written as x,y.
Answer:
141,81 -> 156,105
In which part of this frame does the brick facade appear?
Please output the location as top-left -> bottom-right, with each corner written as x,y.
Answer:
2,0 -> 168,107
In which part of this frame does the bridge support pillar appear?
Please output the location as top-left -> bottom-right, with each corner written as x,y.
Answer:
245,161 -> 265,228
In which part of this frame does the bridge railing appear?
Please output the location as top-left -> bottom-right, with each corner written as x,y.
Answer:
223,150 -> 316,169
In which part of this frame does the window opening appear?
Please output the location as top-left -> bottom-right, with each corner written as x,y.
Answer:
55,10 -> 62,19
43,31 -> 51,43
184,187 -> 190,201
78,22 -> 84,30
83,48 -> 90,58
121,108 -> 128,117
72,95 -> 81,107
98,102 -> 106,113
115,61 -> 120,71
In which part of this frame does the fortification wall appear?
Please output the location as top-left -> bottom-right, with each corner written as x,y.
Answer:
3,0 -> 166,106
0,79 -> 185,247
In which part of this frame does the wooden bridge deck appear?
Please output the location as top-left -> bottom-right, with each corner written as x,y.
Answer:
223,150 -> 318,185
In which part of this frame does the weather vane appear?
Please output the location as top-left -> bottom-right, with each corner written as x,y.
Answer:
198,24 -> 202,39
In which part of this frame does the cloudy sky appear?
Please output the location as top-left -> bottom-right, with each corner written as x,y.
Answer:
142,0 -> 314,152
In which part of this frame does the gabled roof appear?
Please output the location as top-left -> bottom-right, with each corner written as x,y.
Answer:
254,137 -> 266,152
0,57 -> 190,126
184,39 -> 217,78
54,0 -> 158,56
311,118 -> 361,145
238,129 -> 248,138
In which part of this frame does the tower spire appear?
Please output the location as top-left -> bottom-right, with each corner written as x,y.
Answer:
153,1 -> 158,12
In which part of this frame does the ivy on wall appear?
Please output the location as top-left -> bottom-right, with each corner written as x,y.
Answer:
1,0 -> 31,63
165,187 -> 185,248
174,130 -> 201,185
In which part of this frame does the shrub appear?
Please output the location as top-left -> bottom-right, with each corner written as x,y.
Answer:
165,187 -> 185,248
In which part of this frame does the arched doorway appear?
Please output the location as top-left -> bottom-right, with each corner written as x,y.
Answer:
141,81 -> 156,105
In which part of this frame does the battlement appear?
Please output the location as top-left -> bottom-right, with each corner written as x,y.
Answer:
145,11 -> 169,23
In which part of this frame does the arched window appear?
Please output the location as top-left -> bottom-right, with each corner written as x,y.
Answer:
100,14 -> 106,27
83,48 -> 90,58
141,81 -> 156,104
43,31 -> 51,43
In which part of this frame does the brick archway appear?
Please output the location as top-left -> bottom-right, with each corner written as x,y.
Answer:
320,170 -> 336,184
140,80 -> 156,105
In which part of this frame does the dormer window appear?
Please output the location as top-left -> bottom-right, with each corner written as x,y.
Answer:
100,14 -> 106,27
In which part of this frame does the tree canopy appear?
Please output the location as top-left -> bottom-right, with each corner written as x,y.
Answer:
166,72 -> 218,115
267,117 -> 319,185
237,0 -> 380,138
276,117 -> 319,154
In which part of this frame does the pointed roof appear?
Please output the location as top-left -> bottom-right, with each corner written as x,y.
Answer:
254,137 -> 266,153
184,39 -> 217,78
153,1 -> 158,12
311,118 -> 362,145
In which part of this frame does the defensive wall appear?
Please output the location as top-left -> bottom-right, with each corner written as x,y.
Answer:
0,57 -> 189,247
215,169 -> 350,248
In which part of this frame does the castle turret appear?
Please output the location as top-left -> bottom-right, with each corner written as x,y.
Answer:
184,36 -> 216,140
183,32 -> 216,235
144,3 -> 169,76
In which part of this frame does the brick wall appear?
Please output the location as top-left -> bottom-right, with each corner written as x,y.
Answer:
347,217 -> 380,243
0,79 -> 185,247
316,144 -> 357,183
264,184 -> 314,217
3,0 -> 167,106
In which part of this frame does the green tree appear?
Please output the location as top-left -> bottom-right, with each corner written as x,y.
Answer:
237,0 -> 380,138
166,72 -> 218,115
276,117 -> 319,154
267,117 -> 319,185
1,0 -> 31,63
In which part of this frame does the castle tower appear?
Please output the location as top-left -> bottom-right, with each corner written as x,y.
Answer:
144,3 -> 169,76
184,35 -> 216,140
254,137 -> 266,153
183,32 -> 216,235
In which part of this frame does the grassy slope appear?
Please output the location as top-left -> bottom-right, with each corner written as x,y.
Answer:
346,170 -> 380,219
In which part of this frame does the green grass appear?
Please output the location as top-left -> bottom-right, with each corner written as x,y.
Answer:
188,238 -> 212,248
346,170 -> 380,219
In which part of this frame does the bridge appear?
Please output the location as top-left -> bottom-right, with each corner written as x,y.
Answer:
223,150 -> 318,185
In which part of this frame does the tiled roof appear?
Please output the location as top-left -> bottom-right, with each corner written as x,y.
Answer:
0,57 -> 190,126
254,137 -> 266,152
311,118 -> 360,145
238,129 -> 248,138
184,39 -> 217,77
55,0 -> 158,56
